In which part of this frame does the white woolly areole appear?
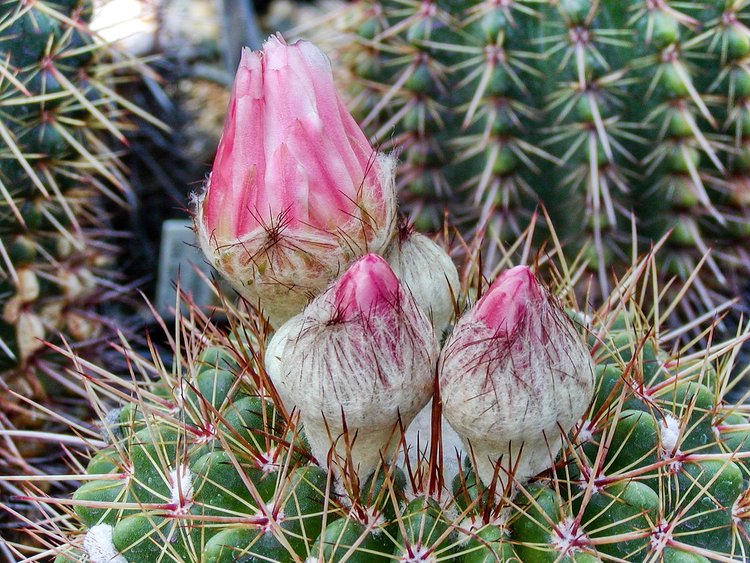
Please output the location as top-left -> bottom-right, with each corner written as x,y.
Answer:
570,310 -> 593,328
384,232 -> 459,337
194,153 -> 398,328
261,502 -> 284,532
439,287 -> 595,489
169,465 -> 194,509
578,419 -> 595,443
102,407 -> 123,439
712,417 -> 723,442
659,414 -> 681,456
650,519 -> 672,551
550,517 -> 588,555
83,524 -> 127,563
258,447 -> 282,473
174,379 -> 189,409
400,546 -> 438,562
349,504 -> 386,528
267,269 -> 438,476
16,311 -> 45,359
458,515 -> 483,540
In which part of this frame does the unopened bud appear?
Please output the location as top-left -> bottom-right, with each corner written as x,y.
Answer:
195,36 -> 397,327
384,227 -> 459,337
266,254 -> 437,476
439,266 -> 595,488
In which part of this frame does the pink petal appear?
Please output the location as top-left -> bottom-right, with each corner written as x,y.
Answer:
202,37 -> 385,242
259,142 -> 309,229
474,265 -> 543,330
334,254 -> 401,320
204,48 -> 266,239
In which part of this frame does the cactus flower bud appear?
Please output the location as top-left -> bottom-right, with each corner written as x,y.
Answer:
382,225 -> 463,480
195,36 -> 397,326
384,225 -> 459,337
266,254 -> 437,476
439,265 -> 595,488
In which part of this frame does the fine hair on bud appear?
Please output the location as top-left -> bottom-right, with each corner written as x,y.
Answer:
266,254 -> 438,478
439,265 -> 595,488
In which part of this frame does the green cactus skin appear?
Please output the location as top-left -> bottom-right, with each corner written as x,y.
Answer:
310,516 -> 393,562
393,496 -> 457,560
359,464 -> 407,522
309,0 -> 750,311
458,524 -> 517,562
579,480 -> 660,560
72,479 -> 130,528
202,527 -> 294,563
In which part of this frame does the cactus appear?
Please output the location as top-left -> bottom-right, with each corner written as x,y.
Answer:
0,1 -> 157,434
304,0 -> 750,311
8,30 -> 750,563
0,3 -> 161,547
8,221 -> 750,563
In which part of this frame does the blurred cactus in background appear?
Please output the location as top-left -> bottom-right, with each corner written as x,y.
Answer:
0,0 -> 159,537
309,0 -> 750,320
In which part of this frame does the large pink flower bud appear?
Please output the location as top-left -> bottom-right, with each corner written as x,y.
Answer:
439,266 -> 595,488
265,254 -> 437,476
194,36 -> 397,326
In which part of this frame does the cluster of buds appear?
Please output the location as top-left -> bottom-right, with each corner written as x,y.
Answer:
196,37 -> 595,486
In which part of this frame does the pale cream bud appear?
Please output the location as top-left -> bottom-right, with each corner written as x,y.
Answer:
266,254 -> 437,476
440,266 -> 595,488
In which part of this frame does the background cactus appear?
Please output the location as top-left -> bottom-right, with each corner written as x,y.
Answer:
0,0 -> 159,541
8,224 -> 750,563
0,1 -> 153,411
303,0 -> 750,317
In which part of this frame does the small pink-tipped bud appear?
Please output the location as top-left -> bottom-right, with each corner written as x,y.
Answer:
473,265 -> 541,328
195,36 -> 397,327
266,254 -> 437,476
439,266 -> 595,488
